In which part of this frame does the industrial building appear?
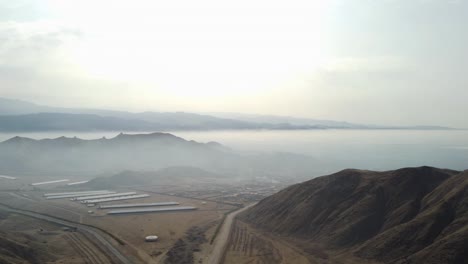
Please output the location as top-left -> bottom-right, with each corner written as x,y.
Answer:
31,179 -> 69,186
44,190 -> 111,197
46,192 -> 115,200
0,175 -> 17,180
82,194 -> 150,204
145,235 -> 158,242
66,180 -> 89,186
98,202 -> 179,209
107,206 -> 197,215
45,191 -> 116,200
73,192 -> 137,201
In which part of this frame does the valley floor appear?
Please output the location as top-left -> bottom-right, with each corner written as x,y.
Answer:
0,178 -> 278,264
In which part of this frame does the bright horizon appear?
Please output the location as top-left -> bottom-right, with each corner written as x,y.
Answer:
1,0 -> 467,127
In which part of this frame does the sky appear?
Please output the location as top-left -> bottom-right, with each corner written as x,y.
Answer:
0,0 -> 467,127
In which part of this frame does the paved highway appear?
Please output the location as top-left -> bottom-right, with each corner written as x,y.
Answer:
0,204 -> 132,264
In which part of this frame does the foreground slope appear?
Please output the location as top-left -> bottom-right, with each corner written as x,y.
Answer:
240,166 -> 468,263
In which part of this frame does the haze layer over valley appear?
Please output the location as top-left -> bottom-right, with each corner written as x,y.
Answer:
0,132 -> 326,182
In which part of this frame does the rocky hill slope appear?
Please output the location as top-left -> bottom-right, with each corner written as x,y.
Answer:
240,166 -> 468,263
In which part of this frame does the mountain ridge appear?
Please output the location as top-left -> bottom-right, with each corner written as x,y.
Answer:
0,97 -> 454,131
0,132 -> 327,180
240,166 -> 468,263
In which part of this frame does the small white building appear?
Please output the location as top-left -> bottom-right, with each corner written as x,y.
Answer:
145,235 -> 159,242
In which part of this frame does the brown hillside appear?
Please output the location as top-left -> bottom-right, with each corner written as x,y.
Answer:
0,232 -> 40,264
240,166 -> 467,263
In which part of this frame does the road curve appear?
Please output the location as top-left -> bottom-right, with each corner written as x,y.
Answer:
207,203 -> 256,264
0,204 -> 132,264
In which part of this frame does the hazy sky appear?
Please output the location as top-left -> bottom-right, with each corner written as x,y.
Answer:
0,0 -> 467,127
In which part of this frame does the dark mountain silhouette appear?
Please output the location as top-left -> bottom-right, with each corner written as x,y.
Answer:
241,166 -> 468,264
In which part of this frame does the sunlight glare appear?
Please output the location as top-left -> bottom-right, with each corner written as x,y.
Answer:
48,0 -> 330,97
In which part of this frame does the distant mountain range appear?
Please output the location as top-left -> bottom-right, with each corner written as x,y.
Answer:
0,132 -> 329,179
0,98 -> 453,132
209,112 -> 368,128
241,166 -> 468,264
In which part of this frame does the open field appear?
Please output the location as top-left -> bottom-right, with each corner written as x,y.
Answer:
0,190 -> 230,263
0,177 -> 276,263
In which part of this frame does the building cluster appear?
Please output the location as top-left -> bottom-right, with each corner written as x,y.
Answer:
43,190 -> 198,215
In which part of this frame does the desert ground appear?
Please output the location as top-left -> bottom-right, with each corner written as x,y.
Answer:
0,175 -> 280,263
0,210 -> 112,263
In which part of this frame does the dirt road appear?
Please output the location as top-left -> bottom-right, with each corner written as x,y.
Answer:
207,203 -> 256,264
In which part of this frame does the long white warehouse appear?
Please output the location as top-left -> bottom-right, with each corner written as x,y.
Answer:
67,180 -> 89,186
0,175 -> 17,180
99,202 -> 180,209
44,190 -> 111,197
83,194 -> 150,204
31,179 -> 69,186
107,206 -> 197,215
74,192 -> 137,201
46,191 -> 116,200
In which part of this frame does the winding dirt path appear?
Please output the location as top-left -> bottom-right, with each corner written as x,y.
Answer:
207,203 -> 256,264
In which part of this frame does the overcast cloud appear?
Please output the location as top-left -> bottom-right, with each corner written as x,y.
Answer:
0,0 -> 467,127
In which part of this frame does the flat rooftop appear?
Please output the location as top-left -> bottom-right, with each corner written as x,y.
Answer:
99,202 -> 180,209
107,206 -> 197,215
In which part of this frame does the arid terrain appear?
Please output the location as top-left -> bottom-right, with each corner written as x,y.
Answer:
224,219 -> 380,264
0,173 -> 278,264
239,167 -> 468,264
2,166 -> 468,264
0,210 -> 113,264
